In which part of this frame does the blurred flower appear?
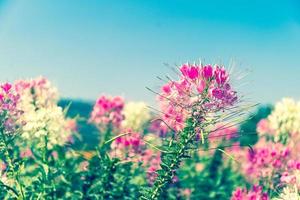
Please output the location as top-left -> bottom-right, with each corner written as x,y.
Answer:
122,101 -> 151,131
272,185 -> 300,200
20,148 -> 33,159
268,98 -> 300,143
242,139 -> 299,189
15,77 -> 72,148
90,95 -> 124,131
257,119 -> 274,135
0,82 -> 23,135
110,130 -> 144,162
15,76 -> 59,109
231,185 -> 269,200
141,149 -> 161,184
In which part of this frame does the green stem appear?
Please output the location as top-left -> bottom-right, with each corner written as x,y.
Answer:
0,131 -> 25,199
142,122 -> 199,200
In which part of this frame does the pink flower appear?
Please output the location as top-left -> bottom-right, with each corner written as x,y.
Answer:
202,65 -> 213,80
1,83 -> 12,93
110,130 -> 144,161
231,186 -> 269,200
0,82 -> 23,135
242,140 -> 299,189
187,66 -> 199,80
196,80 -> 206,93
20,148 -> 33,158
256,119 -> 273,135
158,63 -> 237,132
90,95 -> 125,130
214,66 -> 228,85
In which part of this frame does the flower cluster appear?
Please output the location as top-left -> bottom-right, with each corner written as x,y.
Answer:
159,63 -> 237,132
15,76 -> 59,109
110,130 -> 162,184
274,169 -> 300,200
280,160 -> 300,188
141,149 -> 161,184
110,130 -> 144,162
231,185 -> 269,200
90,95 -> 124,131
0,83 -> 23,135
122,101 -> 151,131
267,98 -> 300,143
257,119 -> 273,135
15,77 -> 72,148
273,186 -> 300,200
244,140 -> 292,184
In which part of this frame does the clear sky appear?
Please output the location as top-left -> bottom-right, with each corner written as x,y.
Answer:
0,0 -> 299,105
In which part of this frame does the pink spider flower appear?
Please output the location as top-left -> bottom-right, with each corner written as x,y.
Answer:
141,149 -> 161,184
0,82 -> 23,135
90,95 -> 125,131
243,140 -> 295,186
256,119 -> 274,135
110,130 -> 144,162
231,185 -> 269,200
158,63 -> 237,133
14,76 -> 59,107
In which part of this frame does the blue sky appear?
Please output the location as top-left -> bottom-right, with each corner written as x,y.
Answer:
0,0 -> 299,105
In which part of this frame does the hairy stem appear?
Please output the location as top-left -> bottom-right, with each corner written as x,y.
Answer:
142,120 -> 199,200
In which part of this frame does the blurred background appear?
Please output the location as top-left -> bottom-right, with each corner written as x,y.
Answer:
0,0 -> 299,106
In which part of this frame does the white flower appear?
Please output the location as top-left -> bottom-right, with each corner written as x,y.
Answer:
268,98 -> 300,141
122,102 -> 151,131
16,77 -> 71,148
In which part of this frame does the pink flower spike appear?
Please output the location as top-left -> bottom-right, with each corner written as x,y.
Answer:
187,66 -> 199,80
162,84 -> 171,94
196,80 -> 206,93
214,66 -> 228,85
180,64 -> 189,77
1,83 -> 12,93
202,65 -> 213,80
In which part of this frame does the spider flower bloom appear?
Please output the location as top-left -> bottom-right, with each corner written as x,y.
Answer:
90,95 -> 124,130
159,63 -> 238,132
243,140 -> 293,185
15,76 -> 59,110
141,149 -> 161,184
268,98 -> 300,143
256,119 -> 274,135
122,101 -> 151,131
0,82 -> 23,135
143,63 -> 239,199
231,185 -> 269,200
273,186 -> 300,200
15,77 -> 72,148
110,130 -> 144,162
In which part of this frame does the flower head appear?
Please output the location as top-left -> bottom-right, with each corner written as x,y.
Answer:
159,63 -> 237,132
15,77 -> 72,148
122,101 -> 151,131
268,98 -> 300,143
0,82 -> 23,135
90,95 -> 124,130
231,185 -> 269,200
